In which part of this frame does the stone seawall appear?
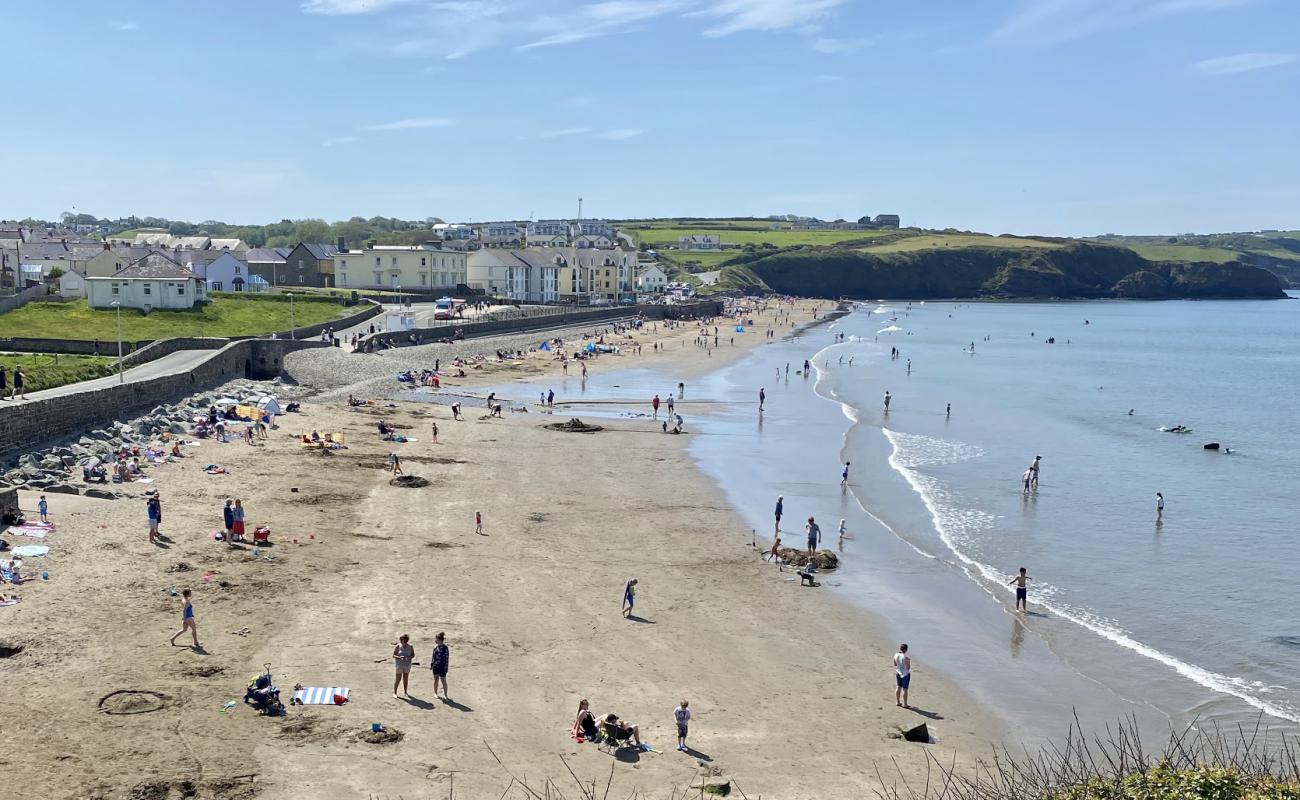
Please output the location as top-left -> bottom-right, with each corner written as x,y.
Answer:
0,339 -> 326,465
363,301 -> 723,349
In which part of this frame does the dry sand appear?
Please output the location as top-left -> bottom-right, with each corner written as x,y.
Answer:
0,301 -> 1001,799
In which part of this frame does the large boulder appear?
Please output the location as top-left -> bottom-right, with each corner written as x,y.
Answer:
45,484 -> 80,495
83,488 -> 117,500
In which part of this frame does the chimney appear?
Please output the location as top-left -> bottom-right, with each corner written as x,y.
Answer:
103,241 -> 111,251
337,236 -> 346,253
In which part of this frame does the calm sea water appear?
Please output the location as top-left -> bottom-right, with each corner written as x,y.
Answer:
776,295 -> 1300,738
461,295 -> 1300,742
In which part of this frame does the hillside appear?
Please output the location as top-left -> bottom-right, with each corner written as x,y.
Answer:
1093,231 -> 1300,288
681,234 -> 1285,300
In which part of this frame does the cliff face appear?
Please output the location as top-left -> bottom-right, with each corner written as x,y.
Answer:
733,243 -> 1286,300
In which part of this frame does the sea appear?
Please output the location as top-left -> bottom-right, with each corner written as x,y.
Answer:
450,293 -> 1300,746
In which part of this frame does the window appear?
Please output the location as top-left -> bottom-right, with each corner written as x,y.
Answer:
234,265 -> 241,274
299,275 -> 305,284
374,271 -> 382,285
419,273 -> 427,285
111,284 -> 119,295
420,257 -> 426,267
391,257 -> 398,267
144,284 -> 152,295
375,257 -> 381,267
178,286 -> 185,296
212,281 -> 223,292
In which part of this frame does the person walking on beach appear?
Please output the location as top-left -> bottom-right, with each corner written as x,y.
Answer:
841,462 -> 851,487
390,452 -> 403,476
894,644 -> 911,708
475,510 -> 483,535
674,700 -> 691,752
652,394 -> 661,417
147,494 -> 162,545
622,578 -> 638,618
774,495 -> 783,533
1156,492 -> 1165,521
431,421 -> 438,442
547,389 -> 554,407
666,394 -> 674,415
805,517 -> 821,555
759,387 -> 765,411
169,589 -> 200,648
1029,455 -> 1041,489
431,632 -> 450,700
1008,567 -> 1032,612
764,534 -> 782,563
883,391 -> 891,412
393,633 -> 415,698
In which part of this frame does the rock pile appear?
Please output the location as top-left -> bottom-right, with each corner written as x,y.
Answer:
0,379 -> 305,496
775,548 -> 839,570
544,418 -> 604,433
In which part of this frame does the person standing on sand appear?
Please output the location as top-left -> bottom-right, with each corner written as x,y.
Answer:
759,387 -> 765,411
774,495 -> 783,534
393,633 -> 415,698
170,589 -> 200,648
674,700 -> 691,752
652,394 -> 661,417
666,394 -> 674,415
805,517 -> 821,555
222,499 -> 234,541
883,391 -> 891,411
841,462 -> 851,487
547,389 -> 554,407
622,578 -> 638,617
38,495 -> 48,524
894,644 -> 911,708
147,494 -> 162,545
1156,492 -> 1164,521
475,510 -> 483,535
1008,567 -> 1032,612
431,632 -> 450,700
232,498 -> 245,542
431,421 -> 438,442
390,452 -> 403,476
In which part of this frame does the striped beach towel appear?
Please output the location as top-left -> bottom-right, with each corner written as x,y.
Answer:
293,686 -> 349,705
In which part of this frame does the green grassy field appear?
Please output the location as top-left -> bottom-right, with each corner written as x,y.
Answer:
656,250 -> 738,270
857,233 -> 1064,254
632,226 -> 893,248
0,296 -> 352,341
0,352 -> 118,393
1123,243 -> 1239,263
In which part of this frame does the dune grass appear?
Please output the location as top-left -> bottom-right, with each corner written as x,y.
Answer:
0,296 -> 351,341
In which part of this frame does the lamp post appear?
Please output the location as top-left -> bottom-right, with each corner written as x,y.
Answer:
287,293 -> 295,340
110,301 -> 124,384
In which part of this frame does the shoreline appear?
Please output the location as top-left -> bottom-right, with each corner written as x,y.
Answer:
0,299 -> 1005,800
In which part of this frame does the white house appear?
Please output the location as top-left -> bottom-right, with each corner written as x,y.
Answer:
636,264 -> 668,293
477,222 -> 524,247
573,233 -> 614,249
466,249 -> 560,302
190,251 -> 256,292
58,270 -> 86,298
678,234 -> 721,251
86,253 -> 207,311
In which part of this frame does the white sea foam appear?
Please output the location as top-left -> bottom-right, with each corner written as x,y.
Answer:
882,428 -> 1300,723
878,325 -> 903,334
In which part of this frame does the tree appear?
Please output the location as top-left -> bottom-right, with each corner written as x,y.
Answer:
47,267 -> 65,282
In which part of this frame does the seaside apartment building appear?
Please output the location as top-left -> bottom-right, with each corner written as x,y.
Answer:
334,243 -> 467,292
477,222 -> 525,248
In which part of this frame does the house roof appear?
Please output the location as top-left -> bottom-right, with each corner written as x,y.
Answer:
298,242 -> 340,260
246,247 -> 288,264
17,241 -> 71,260
209,238 -> 244,250
113,252 -> 196,279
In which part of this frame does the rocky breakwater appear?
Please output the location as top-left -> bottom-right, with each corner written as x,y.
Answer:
0,379 -> 308,497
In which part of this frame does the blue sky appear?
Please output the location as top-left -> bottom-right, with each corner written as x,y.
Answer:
2,0 -> 1297,236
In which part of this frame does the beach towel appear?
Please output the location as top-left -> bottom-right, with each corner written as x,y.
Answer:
6,523 -> 53,538
135,477 -> 154,484
0,598 -> 19,607
12,545 -> 49,558
293,687 -> 349,705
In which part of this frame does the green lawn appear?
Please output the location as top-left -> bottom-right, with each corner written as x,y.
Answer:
656,250 -> 739,270
1124,243 -> 1238,263
0,296 -> 352,341
858,233 -> 1063,254
0,352 -> 118,393
632,226 -> 892,248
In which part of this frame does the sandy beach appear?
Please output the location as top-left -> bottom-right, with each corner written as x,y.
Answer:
0,301 -> 1001,800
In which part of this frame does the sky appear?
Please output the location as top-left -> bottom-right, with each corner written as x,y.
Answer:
1,0 -> 1297,236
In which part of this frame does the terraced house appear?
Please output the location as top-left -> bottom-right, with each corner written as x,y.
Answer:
334,243 -> 467,293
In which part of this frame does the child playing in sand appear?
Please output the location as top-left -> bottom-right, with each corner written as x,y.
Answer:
622,578 -> 637,618
674,700 -> 691,752
763,535 -> 781,563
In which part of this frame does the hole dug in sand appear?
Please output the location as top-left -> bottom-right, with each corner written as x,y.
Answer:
389,476 -> 430,488
545,418 -> 604,433
0,643 -> 25,658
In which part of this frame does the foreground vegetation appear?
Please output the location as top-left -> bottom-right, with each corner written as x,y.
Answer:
0,295 -> 352,341
0,352 -> 117,393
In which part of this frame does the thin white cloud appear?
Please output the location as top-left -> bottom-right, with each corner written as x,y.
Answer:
1193,52 -> 1296,75
322,136 -> 362,147
596,128 -> 645,140
518,0 -> 686,50
993,0 -> 1252,44
696,0 -> 846,37
110,21 -> 138,31
538,127 -> 592,139
301,0 -> 416,14
363,117 -> 455,131
811,36 -> 869,54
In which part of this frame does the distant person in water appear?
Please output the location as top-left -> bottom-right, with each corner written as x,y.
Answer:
759,387 -> 765,411
774,495 -> 783,534
1029,456 -> 1041,488
841,462 -> 850,487
946,403 -> 951,418
1008,567 -> 1032,612
1022,469 -> 1033,494
805,516 -> 821,555
883,391 -> 891,412
1156,492 -> 1165,521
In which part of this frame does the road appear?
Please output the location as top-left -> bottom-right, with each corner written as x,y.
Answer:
2,349 -> 218,407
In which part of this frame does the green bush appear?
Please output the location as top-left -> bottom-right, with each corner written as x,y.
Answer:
1051,762 -> 1300,799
